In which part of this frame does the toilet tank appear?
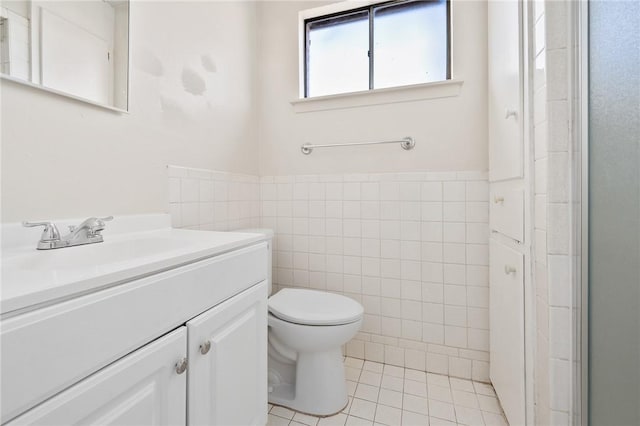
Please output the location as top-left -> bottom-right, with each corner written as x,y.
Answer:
236,228 -> 274,295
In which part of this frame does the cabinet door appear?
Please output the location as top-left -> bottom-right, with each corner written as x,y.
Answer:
488,0 -> 523,181
489,185 -> 525,242
187,281 -> 268,426
7,327 -> 187,426
489,239 -> 525,426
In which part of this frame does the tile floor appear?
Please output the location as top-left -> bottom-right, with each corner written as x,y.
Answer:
267,357 -> 509,426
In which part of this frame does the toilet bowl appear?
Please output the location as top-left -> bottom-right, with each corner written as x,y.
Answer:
237,228 -> 364,416
268,288 -> 363,415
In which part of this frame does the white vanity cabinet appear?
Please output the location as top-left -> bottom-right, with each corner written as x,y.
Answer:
7,280 -> 268,426
1,236 -> 269,426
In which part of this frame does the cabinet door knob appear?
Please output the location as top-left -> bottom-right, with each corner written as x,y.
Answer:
504,265 -> 517,275
175,357 -> 188,374
505,108 -> 518,119
200,340 -> 212,355
494,195 -> 505,204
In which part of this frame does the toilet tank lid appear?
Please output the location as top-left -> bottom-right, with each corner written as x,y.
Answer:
268,288 -> 364,326
235,228 -> 274,238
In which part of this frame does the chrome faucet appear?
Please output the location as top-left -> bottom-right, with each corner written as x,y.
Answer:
23,216 -> 113,250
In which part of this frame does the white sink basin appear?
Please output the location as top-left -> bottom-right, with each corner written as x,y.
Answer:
1,215 -> 266,315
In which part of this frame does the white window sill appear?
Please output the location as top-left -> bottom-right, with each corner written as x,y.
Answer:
290,79 -> 464,113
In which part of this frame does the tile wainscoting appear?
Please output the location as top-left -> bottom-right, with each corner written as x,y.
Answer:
167,165 -> 261,230
261,171 -> 490,382
167,166 -> 490,382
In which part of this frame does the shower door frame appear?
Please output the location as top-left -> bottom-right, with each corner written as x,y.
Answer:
575,1 -> 588,424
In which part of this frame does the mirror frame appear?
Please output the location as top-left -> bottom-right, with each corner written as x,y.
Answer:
0,1 -> 131,113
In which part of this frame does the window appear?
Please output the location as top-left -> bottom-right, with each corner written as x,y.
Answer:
304,0 -> 450,98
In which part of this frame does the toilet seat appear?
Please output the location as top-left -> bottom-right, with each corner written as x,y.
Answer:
269,288 -> 363,326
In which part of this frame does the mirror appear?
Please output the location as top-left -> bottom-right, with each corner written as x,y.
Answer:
0,0 -> 129,111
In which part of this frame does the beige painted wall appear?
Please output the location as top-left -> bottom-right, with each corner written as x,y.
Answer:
1,0 -> 489,222
256,0 -> 488,176
1,1 -> 259,222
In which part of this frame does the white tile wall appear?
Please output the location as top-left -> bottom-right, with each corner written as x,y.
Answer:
167,165 -> 261,231
533,5 -> 552,425
261,171 -> 491,381
544,0 -> 574,420
533,1 -> 575,424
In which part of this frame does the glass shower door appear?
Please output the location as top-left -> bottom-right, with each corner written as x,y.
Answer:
587,1 -> 640,424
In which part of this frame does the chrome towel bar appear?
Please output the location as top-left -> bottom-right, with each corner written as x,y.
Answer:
301,136 -> 415,155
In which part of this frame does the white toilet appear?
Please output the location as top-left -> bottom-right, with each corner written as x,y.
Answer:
238,229 -> 364,416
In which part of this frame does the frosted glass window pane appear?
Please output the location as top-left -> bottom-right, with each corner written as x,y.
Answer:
373,0 -> 448,89
307,11 -> 369,97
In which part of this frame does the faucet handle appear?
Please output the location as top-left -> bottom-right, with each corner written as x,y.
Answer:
22,221 -> 61,242
88,216 -> 114,236
94,216 -> 114,228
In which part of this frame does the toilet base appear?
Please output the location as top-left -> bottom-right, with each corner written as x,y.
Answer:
268,348 -> 348,416
269,400 -> 349,419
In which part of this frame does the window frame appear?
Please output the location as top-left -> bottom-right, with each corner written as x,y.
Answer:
303,0 -> 451,98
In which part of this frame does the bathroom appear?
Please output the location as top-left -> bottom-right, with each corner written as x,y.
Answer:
1,0 -> 638,425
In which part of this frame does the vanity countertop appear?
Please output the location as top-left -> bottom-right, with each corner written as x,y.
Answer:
1,215 -> 267,316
